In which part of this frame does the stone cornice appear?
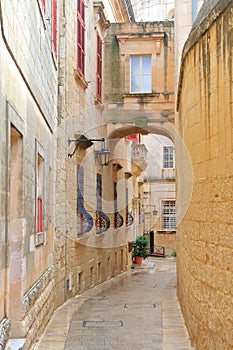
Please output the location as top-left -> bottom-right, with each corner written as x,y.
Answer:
116,32 -> 165,40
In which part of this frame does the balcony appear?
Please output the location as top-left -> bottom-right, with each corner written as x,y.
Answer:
131,144 -> 148,175
95,210 -> 110,234
126,211 -> 134,227
77,209 -> 93,236
114,211 -> 124,229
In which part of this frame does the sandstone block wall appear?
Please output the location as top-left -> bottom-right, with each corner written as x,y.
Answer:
0,0 -> 57,347
177,1 -> 233,349
55,0 -> 133,311
104,21 -> 174,105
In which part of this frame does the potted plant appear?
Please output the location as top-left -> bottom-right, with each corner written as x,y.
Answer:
132,235 -> 149,264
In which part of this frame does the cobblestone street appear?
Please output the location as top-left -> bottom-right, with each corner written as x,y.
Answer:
33,258 -> 193,350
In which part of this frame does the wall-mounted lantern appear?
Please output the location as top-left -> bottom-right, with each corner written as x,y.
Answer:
142,204 -> 158,216
68,137 -> 110,166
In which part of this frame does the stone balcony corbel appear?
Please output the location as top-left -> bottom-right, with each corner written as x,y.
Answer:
93,1 -> 110,32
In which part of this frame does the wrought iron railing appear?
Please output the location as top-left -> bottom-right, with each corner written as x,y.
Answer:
95,210 -> 110,234
114,211 -> 124,229
126,211 -> 134,227
77,209 -> 93,236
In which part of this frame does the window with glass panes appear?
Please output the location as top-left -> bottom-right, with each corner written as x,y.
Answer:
77,0 -> 85,78
162,200 -> 176,230
163,146 -> 174,168
130,55 -> 151,93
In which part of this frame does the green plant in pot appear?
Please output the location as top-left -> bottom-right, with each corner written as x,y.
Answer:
132,235 -> 149,264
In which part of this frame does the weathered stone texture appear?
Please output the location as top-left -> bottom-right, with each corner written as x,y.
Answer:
177,1 -> 233,349
0,0 -> 57,347
104,21 -> 174,104
55,0 -> 132,313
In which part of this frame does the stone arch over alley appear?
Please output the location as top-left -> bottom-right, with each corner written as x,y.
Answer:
102,103 -> 193,230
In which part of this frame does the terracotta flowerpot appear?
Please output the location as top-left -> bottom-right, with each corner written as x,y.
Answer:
134,256 -> 143,265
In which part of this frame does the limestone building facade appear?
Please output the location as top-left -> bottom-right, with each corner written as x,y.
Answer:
143,134 -> 176,255
0,0 -> 135,348
176,0 -> 233,348
0,0 -> 58,348
103,20 -> 175,254
54,0 -> 135,313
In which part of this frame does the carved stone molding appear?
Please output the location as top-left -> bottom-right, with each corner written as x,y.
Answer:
23,266 -> 54,312
0,318 -> 11,350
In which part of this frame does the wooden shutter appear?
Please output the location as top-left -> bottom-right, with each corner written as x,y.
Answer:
77,0 -> 85,77
52,0 -> 57,56
96,32 -> 102,100
42,0 -> 46,12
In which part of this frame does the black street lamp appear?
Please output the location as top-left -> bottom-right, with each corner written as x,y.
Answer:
68,137 -> 110,166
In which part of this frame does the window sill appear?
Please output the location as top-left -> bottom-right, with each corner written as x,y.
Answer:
123,92 -> 160,98
157,230 -> 176,234
73,69 -> 88,89
35,231 -> 47,246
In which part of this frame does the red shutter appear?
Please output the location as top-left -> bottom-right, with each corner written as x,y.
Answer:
96,32 -> 102,101
52,0 -> 57,56
42,0 -> 46,12
128,134 -> 139,143
37,197 -> 43,233
77,0 -> 85,78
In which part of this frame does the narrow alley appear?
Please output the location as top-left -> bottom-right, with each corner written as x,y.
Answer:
33,258 -> 193,350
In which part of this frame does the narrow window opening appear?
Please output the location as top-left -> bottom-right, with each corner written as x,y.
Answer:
36,154 -> 44,233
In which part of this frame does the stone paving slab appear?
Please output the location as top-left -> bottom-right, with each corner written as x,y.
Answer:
33,258 -> 193,350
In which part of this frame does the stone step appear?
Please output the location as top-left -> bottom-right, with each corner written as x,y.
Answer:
132,259 -> 155,269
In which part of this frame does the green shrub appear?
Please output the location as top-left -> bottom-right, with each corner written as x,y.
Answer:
132,235 -> 149,258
